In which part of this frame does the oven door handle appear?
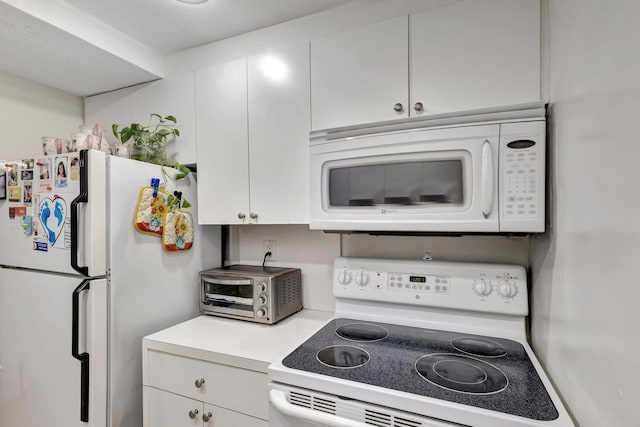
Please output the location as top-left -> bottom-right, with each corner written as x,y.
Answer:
270,389 -> 368,427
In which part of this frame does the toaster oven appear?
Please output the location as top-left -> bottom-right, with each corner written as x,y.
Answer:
199,265 -> 302,324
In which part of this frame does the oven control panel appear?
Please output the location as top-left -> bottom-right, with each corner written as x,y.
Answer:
333,257 -> 528,316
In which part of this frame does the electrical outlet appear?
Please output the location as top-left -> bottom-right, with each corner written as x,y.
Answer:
263,240 -> 277,261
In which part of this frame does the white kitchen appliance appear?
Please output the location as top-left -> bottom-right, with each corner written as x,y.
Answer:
268,257 -> 575,427
309,108 -> 546,233
0,150 -> 219,427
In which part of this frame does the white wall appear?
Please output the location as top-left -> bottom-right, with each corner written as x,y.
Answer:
530,1 -> 640,425
0,70 -> 83,159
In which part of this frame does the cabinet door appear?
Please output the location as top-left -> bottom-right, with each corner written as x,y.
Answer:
311,15 -> 409,130
134,72 -> 198,165
202,404 -> 267,427
410,0 -> 540,116
195,58 -> 250,224
146,387 -> 203,427
248,42 -> 310,223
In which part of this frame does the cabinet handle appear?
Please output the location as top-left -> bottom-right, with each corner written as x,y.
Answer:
188,409 -> 199,419
237,212 -> 246,220
249,212 -> 258,220
202,412 -> 213,422
393,103 -> 404,112
413,102 -> 424,112
195,378 -> 205,388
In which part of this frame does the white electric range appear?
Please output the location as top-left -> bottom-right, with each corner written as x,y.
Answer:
268,257 -> 575,427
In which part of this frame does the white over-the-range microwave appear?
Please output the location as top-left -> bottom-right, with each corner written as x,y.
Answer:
309,116 -> 546,233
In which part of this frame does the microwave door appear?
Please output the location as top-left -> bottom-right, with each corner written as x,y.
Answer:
309,126 -> 501,232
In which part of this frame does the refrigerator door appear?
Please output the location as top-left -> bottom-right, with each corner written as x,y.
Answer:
0,150 -> 106,276
105,157 -> 220,427
0,268 -> 107,427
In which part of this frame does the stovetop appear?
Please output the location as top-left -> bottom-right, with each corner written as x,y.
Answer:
281,317 -> 559,421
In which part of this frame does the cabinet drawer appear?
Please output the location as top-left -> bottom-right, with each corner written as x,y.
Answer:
146,387 -> 202,427
148,350 -> 268,420
204,403 -> 268,427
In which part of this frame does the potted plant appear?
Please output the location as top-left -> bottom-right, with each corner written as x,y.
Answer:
112,114 -> 190,178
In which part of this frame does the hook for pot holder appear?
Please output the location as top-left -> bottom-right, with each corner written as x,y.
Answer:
151,178 -> 160,198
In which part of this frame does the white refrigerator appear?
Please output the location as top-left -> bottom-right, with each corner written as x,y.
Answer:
0,150 -> 220,427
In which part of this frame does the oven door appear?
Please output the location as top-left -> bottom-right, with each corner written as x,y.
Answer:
309,124 -> 500,232
269,384 -> 461,427
200,276 -> 256,318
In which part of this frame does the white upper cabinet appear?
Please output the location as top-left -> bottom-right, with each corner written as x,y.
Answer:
310,0 -> 541,130
248,43 -> 310,224
311,15 -> 409,130
195,43 -> 310,225
410,0 -> 540,116
195,58 -> 250,225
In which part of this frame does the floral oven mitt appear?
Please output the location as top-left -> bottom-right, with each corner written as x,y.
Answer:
134,186 -> 169,236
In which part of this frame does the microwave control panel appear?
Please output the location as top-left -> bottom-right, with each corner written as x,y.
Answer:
499,121 -> 546,232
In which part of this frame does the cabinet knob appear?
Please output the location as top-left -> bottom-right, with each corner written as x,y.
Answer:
188,409 -> 199,419
202,411 -> 213,423
393,102 -> 404,112
195,378 -> 205,388
413,102 -> 424,112
237,212 -> 246,220
249,212 -> 258,219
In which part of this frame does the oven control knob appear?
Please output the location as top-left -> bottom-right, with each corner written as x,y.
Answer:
354,271 -> 370,287
258,295 -> 267,305
337,270 -> 352,285
257,308 -> 267,318
498,281 -> 518,299
473,280 -> 492,297
257,281 -> 268,292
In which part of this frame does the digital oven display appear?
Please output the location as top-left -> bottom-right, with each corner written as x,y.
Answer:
409,276 -> 426,283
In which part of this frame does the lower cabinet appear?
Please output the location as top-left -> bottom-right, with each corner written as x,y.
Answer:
143,349 -> 269,427
146,387 -> 267,427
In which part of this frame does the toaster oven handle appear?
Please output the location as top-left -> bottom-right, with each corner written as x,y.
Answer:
481,140 -> 494,219
203,277 -> 253,286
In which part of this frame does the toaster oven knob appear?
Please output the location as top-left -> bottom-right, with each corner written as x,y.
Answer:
257,281 -> 268,292
257,308 -> 267,318
258,295 -> 267,305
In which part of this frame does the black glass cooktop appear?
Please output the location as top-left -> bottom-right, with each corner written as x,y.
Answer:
282,318 -> 559,421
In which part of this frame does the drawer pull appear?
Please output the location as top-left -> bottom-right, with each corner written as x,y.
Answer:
188,409 -> 199,419
195,378 -> 206,388
202,411 -> 213,422
393,102 -> 404,112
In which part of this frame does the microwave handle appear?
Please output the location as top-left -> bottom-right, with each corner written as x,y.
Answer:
203,277 -> 253,286
481,140 -> 494,219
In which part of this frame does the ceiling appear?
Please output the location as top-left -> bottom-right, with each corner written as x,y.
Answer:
62,0 -> 354,54
0,0 -> 354,96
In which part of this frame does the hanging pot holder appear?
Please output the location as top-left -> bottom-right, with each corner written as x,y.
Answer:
162,210 -> 194,251
134,185 -> 170,236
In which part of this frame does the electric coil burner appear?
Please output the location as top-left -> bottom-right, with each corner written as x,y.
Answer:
269,257 -> 575,427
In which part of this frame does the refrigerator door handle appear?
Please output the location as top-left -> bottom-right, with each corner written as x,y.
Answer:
71,150 -> 89,276
72,279 -> 91,422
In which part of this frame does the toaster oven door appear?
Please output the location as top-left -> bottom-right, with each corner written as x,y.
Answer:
201,276 -> 255,318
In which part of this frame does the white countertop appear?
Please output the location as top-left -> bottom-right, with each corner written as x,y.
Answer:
143,309 -> 334,373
